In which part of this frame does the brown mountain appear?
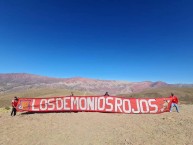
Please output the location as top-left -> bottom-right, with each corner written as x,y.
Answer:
0,73 -> 170,95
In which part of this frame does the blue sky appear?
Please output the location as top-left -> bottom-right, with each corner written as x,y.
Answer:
0,0 -> 193,83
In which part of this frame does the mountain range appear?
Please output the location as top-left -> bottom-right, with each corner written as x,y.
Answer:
0,73 -> 192,95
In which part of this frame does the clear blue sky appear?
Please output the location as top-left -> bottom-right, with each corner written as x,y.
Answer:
0,0 -> 193,83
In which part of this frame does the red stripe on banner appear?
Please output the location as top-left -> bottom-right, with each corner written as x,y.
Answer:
16,96 -> 172,114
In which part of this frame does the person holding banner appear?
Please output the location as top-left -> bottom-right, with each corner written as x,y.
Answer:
11,96 -> 19,116
104,92 -> 110,96
170,93 -> 179,113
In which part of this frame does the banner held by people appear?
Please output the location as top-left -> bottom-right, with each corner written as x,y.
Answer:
16,96 -> 172,114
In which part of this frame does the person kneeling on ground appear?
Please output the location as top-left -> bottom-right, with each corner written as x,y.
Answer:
11,96 -> 19,116
169,93 -> 179,113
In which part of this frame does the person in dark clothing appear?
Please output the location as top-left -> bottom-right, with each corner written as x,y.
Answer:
11,96 -> 18,116
104,92 -> 110,96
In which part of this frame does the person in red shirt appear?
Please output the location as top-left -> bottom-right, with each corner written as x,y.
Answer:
11,96 -> 19,116
169,93 -> 179,113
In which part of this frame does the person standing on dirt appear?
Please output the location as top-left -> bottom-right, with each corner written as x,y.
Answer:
11,96 -> 19,116
169,93 -> 179,113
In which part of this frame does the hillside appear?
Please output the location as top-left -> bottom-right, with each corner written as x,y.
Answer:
0,73 -> 193,107
0,73 -> 169,95
121,87 -> 193,104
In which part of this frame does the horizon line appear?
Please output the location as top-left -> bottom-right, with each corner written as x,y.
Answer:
1,72 -> 192,84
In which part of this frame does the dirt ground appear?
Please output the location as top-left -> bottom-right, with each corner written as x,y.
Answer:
0,105 -> 193,145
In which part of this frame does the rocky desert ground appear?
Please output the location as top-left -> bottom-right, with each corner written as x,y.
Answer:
0,104 -> 193,145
